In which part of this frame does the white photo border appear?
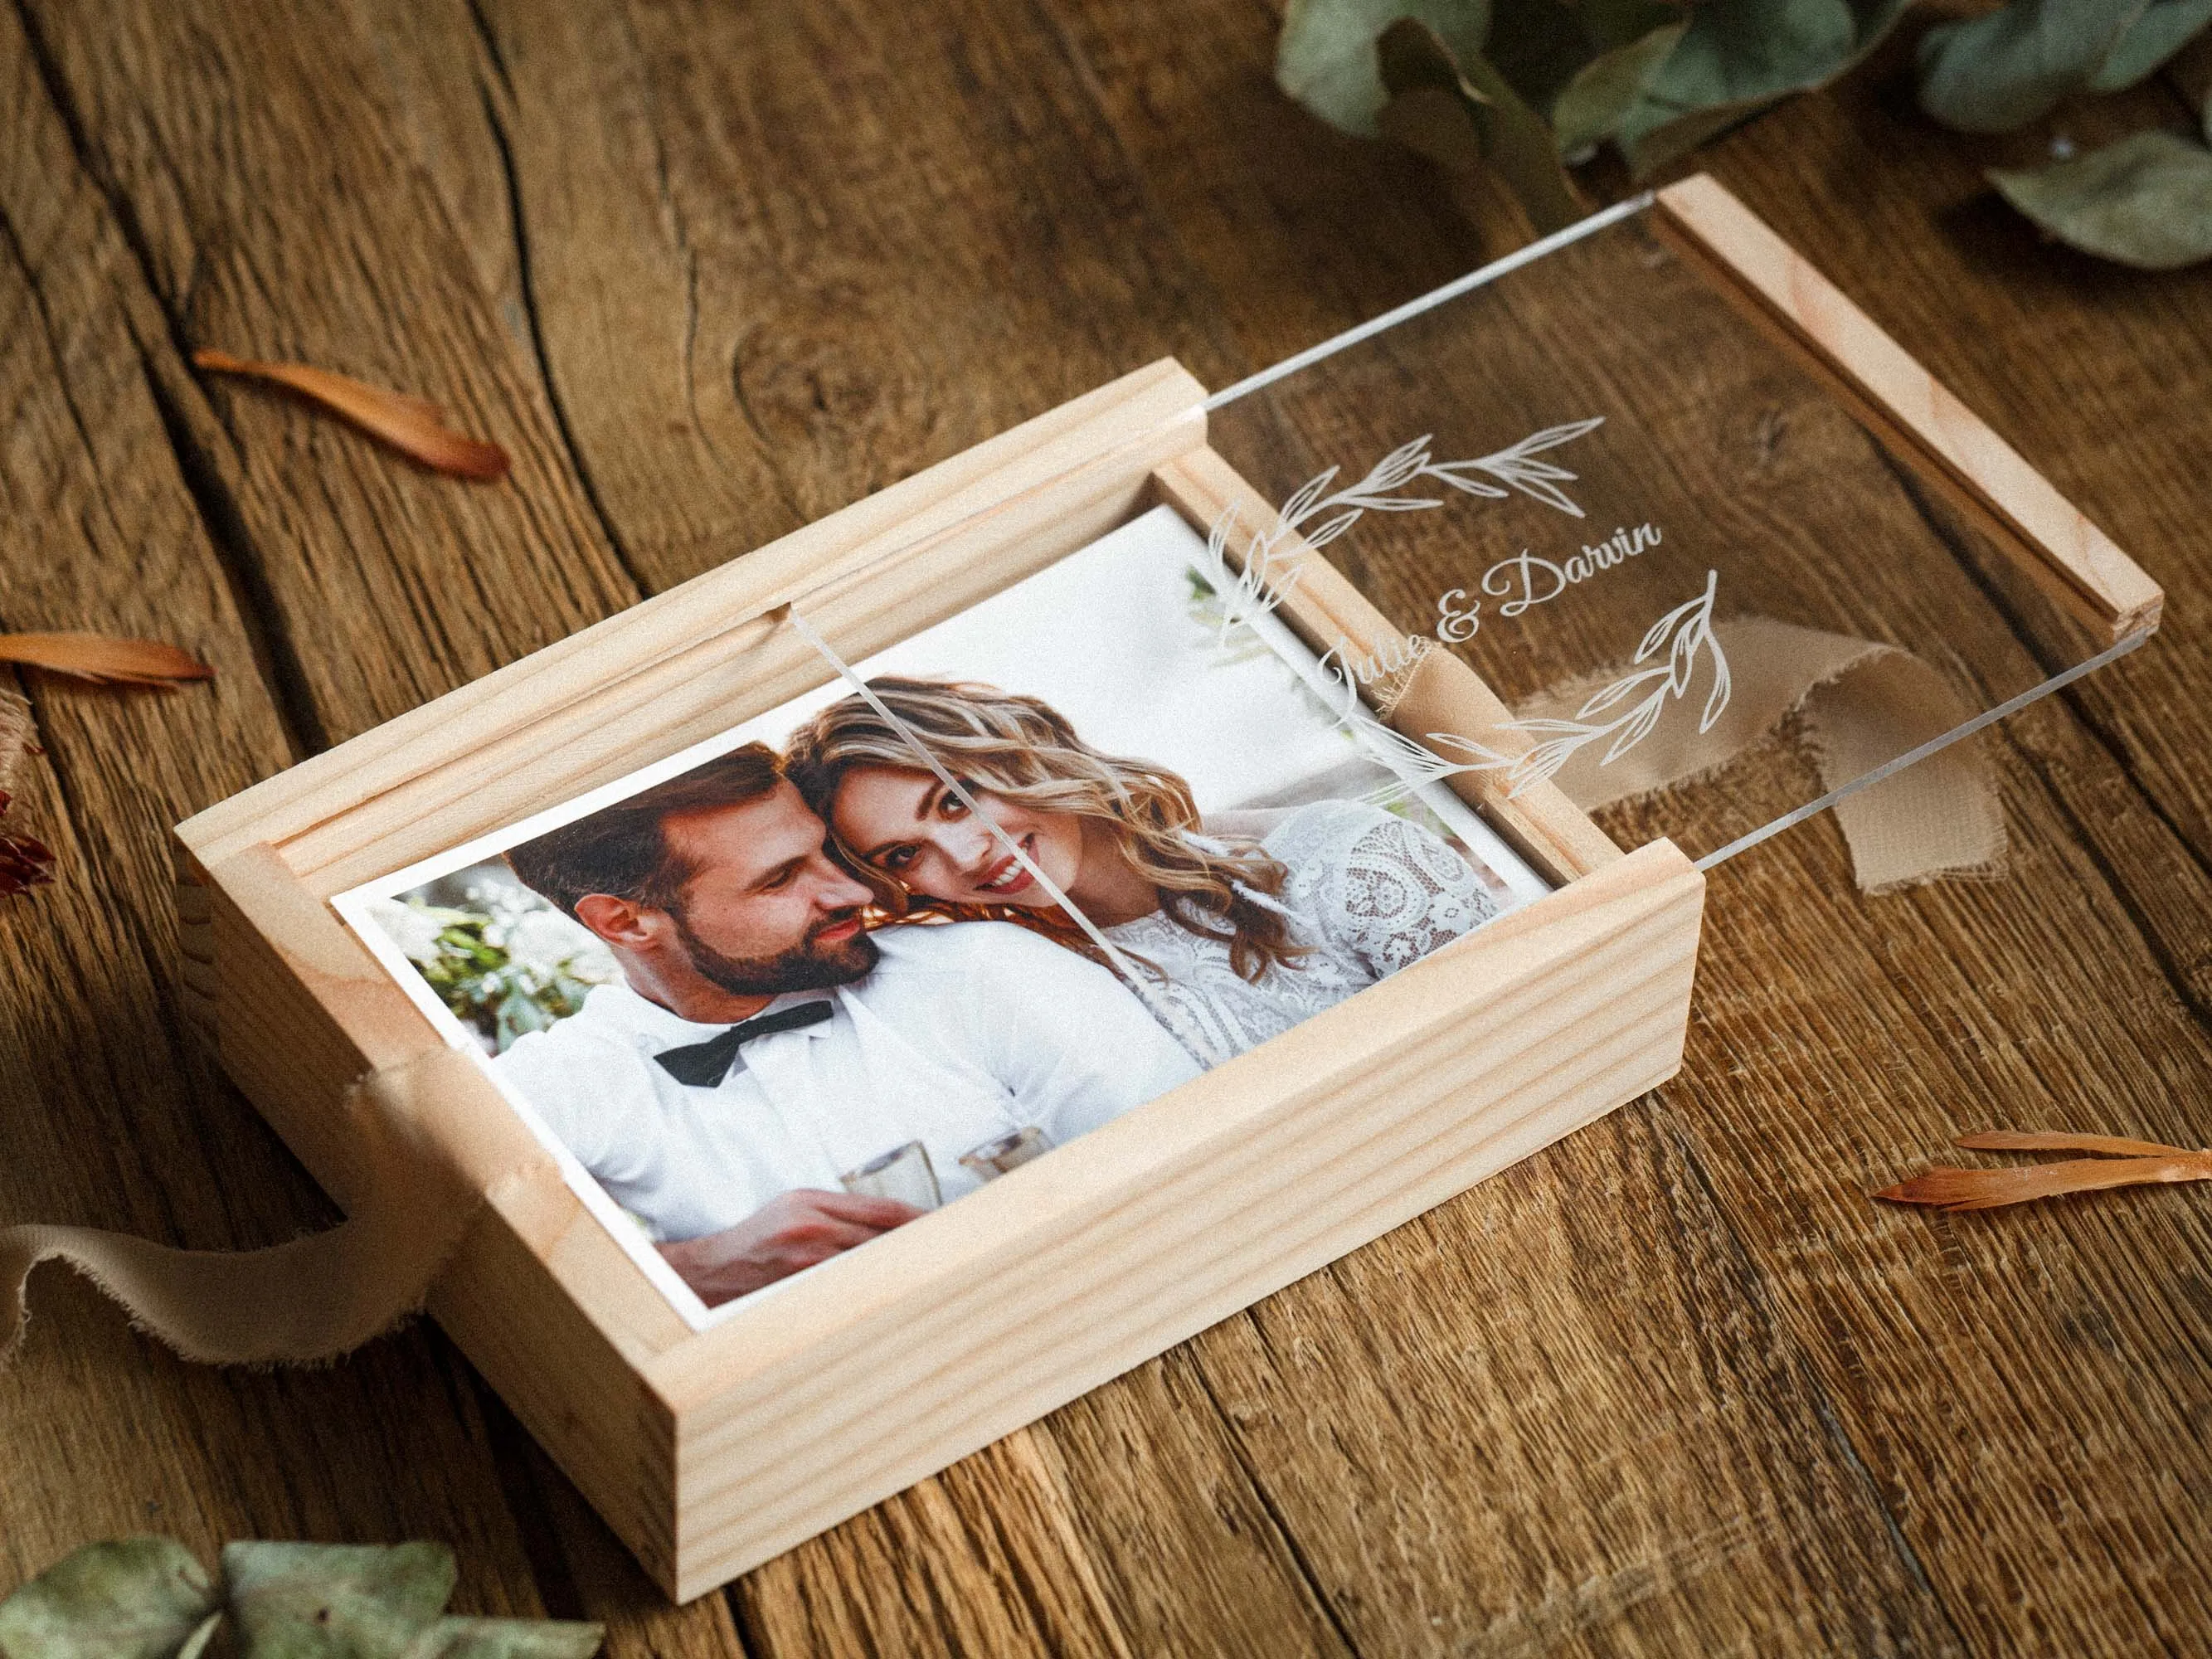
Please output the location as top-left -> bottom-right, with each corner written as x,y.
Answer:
332,508 -> 1553,1331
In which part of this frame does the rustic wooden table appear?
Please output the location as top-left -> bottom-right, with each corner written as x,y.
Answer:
4,2 -> 2207,1652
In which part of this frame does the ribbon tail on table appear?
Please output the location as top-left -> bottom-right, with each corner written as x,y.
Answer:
0,1048 -> 548,1368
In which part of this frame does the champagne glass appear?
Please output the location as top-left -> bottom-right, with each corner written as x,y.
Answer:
839,1140 -> 941,1209
959,1126 -> 1052,1181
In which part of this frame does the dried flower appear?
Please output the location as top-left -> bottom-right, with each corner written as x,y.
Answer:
0,794 -> 56,898
0,634 -> 212,688
192,349 -> 510,480
1874,1130 -> 2212,1212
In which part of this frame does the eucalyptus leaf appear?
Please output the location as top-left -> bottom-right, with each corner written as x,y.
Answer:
0,1539 -> 218,1659
1276,0 -> 1490,136
1990,129 -> 2212,268
1553,22 -> 1689,156
1480,0 -> 1608,114
1917,0 -> 2142,132
1616,0 -> 1911,176
1377,17 -> 1587,232
1376,80 -> 1490,173
1479,0 -> 1684,122
221,1543 -> 455,1659
2093,0 -> 2212,90
396,1619 -> 601,1659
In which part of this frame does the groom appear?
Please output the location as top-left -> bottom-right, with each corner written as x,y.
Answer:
493,742 -> 1197,1306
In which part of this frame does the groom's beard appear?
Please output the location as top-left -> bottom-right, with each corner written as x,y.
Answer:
672,906 -> 879,996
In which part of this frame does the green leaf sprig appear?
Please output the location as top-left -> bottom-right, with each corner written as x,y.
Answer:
1276,0 -> 2212,269
0,1540 -> 601,1659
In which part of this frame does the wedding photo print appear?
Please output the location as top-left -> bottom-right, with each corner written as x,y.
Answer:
335,505 -> 1552,1323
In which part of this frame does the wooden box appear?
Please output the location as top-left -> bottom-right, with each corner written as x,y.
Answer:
172,176 -> 2158,1600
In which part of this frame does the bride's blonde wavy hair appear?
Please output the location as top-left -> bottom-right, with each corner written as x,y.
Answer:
783,676 -> 1306,983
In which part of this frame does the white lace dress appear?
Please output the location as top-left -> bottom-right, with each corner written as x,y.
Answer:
1102,799 -> 1501,1068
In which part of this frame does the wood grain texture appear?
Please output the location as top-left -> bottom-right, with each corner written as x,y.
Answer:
17,0 -> 639,745
457,0 -> 1238,591
731,1430 -> 1138,1659
7,0 -> 2210,1651
0,1 -> 562,1628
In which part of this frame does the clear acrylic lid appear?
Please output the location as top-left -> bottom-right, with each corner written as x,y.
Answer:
1200,192 -> 2160,873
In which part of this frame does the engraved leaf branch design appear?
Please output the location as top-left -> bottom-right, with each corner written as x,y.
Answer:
1412,567 -> 1733,799
1197,419 -> 1728,807
1415,416 -> 1607,518
1198,421 -> 1603,645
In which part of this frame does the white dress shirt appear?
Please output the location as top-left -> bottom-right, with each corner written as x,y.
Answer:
493,920 -> 1199,1241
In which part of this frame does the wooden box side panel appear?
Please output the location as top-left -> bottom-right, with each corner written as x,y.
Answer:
197,844 -> 685,1579
659,841 -> 1704,1598
204,844 -> 450,1202
177,360 -> 1210,891
428,1207 -> 680,1587
1655,174 -> 2161,642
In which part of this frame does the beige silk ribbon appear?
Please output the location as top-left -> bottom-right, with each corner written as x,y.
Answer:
0,1048 -> 556,1367
1385,616 -> 2005,891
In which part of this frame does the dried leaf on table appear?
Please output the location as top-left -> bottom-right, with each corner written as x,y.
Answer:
1990,130 -> 2212,270
223,1540 -> 459,1656
0,641 -> 197,898
1874,1128 -> 2212,1211
192,349 -> 510,480
0,1540 -> 603,1657
0,633 -> 214,688
221,1541 -> 602,1659
1957,1128 -> 2196,1156
0,1537 -> 219,1659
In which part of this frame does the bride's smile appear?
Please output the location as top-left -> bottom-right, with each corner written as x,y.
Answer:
975,843 -> 1037,897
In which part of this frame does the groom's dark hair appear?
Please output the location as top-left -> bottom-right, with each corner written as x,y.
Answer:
506,743 -> 784,921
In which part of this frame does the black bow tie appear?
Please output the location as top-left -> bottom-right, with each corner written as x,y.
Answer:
654,1000 -> 834,1087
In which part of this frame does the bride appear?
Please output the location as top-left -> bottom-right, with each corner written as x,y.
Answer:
782,676 -> 1501,1068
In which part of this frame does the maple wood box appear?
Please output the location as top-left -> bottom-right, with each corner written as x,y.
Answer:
172,177 -> 2159,1601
